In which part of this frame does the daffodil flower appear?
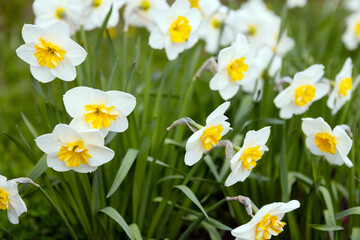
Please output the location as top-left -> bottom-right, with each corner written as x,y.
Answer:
225,126 -> 270,186
0,175 -> 27,224
185,102 -> 232,166
33,0 -> 83,34
36,123 -> 115,173
63,86 -> 136,136
82,0 -> 125,31
124,0 -> 169,31
302,117 -> 353,167
287,0 -> 307,8
274,64 -> 330,119
327,58 -> 359,115
231,200 -> 300,240
342,11 -> 360,50
210,33 -> 255,100
16,22 -> 87,83
149,0 -> 202,60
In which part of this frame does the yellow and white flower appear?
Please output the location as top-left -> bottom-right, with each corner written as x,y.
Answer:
33,0 -> 83,34
35,124 -> 115,173
302,117 -> 353,167
16,22 -> 87,83
274,64 -> 330,119
225,126 -> 270,186
82,0 -> 125,31
185,102 -> 232,166
148,0 -> 202,60
124,0 -> 169,31
327,58 -> 358,115
63,86 -> 136,136
210,33 -> 255,100
342,11 -> 360,50
0,175 -> 27,224
232,200 -> 300,240
287,0 -> 307,8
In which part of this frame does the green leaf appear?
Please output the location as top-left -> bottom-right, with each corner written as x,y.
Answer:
309,224 -> 344,231
335,207 -> 360,220
351,228 -> 360,240
319,186 -> 336,225
99,207 -> 134,240
129,223 -> 143,240
173,185 -> 209,220
107,149 -> 139,198
201,221 -> 222,240
21,112 -> 38,138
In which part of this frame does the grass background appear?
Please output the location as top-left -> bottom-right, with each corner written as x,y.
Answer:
0,0 -> 360,239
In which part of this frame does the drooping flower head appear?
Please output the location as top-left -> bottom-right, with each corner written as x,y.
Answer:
35,123 -> 115,173
63,86 -> 136,137
210,33 -> 255,100
16,22 -> 87,83
149,0 -> 202,60
232,200 -> 300,240
274,64 -> 330,119
185,102 -> 232,166
225,126 -> 270,186
0,175 -> 27,224
302,117 -> 353,167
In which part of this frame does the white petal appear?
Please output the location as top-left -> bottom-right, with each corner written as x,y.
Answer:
53,124 -> 82,143
9,194 -> 27,217
63,86 -> 93,117
210,70 -> 231,91
302,64 -> 325,82
41,21 -> 70,47
79,130 -> 105,146
274,87 -> 294,108
149,27 -> 166,49
47,152 -> 70,172
219,83 -> 239,100
305,134 -> 324,156
35,133 -> 62,154
269,200 -> 300,215
333,126 -> 352,156
231,222 -> 257,239
30,65 -> 56,83
87,145 -> 115,166
50,57 -> 76,81
66,39 -> 87,66
206,102 -> 230,124
106,90 -> 136,116
186,128 -> 205,146
22,24 -> 45,43
164,40 -> 186,60
7,207 -> 20,224
313,82 -> 330,101
184,140 -> 204,166
342,31 -> 358,51
218,46 -> 233,71
301,117 -> 332,136
107,116 -> 129,133
16,43 -> 38,66
243,126 -> 271,147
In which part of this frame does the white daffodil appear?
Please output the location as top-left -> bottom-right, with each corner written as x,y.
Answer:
232,200 -> 300,240
124,0 -> 169,31
342,11 -> 360,50
185,102 -> 232,166
224,1 -> 280,49
0,175 -> 27,224
148,0 -> 202,60
210,33 -> 255,100
82,0 -> 125,31
35,124 -> 115,173
287,0 -> 307,8
327,58 -> 359,115
225,126 -> 270,186
200,5 -> 229,54
16,22 -> 87,83
274,64 -> 330,119
63,86 -> 136,136
302,117 -> 353,167
268,31 -> 295,77
33,0 -> 84,34
242,46 -> 273,101
344,0 -> 360,11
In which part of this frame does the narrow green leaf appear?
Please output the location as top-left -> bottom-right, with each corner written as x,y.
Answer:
201,221 -> 222,240
173,185 -> 209,220
129,223 -> 143,240
107,149 -> 139,198
319,186 -> 336,225
351,228 -> 360,240
309,224 -> 344,231
99,207 -> 134,240
335,207 -> 360,220
21,112 -> 38,138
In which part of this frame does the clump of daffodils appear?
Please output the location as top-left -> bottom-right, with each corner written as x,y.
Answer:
0,175 -> 27,224
16,22 -> 87,83
302,117 -> 353,167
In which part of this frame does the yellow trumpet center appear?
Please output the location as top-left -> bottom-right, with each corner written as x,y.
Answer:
227,57 -> 249,82
240,145 -> 263,171
355,21 -> 360,37
0,188 -> 9,210
58,140 -> 91,168
315,132 -> 337,154
255,214 -> 286,240
92,0 -> 102,7
84,104 -> 120,129
248,25 -> 257,36
338,77 -> 352,97
294,85 -> 316,106
201,124 -> 224,151
189,0 -> 199,9
170,16 -> 192,43
55,7 -> 66,19
139,0 -> 150,11
34,38 -> 66,69
211,17 -> 222,29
